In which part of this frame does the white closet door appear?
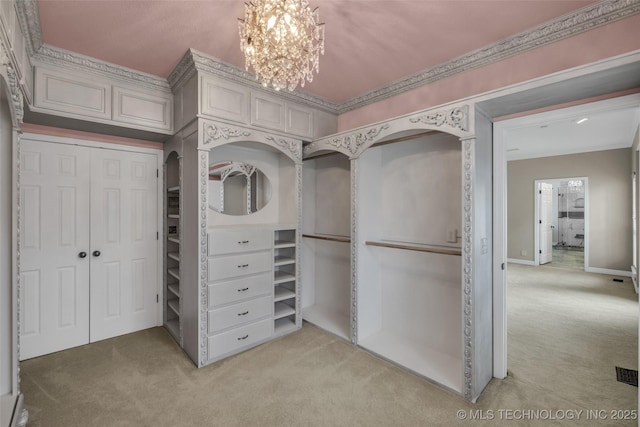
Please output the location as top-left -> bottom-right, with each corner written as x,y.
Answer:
20,141 -> 91,360
539,183 -> 553,265
89,149 -> 158,342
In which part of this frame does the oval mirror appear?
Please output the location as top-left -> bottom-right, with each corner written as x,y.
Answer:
208,161 -> 272,215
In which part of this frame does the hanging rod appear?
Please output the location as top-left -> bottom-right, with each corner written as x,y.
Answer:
365,240 -> 461,256
303,233 -> 351,243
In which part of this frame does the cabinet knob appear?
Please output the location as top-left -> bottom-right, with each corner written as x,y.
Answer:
237,287 -> 249,292
78,252 -> 87,259
237,334 -> 249,341
237,240 -> 250,244
237,311 -> 249,316
93,250 -> 101,257
237,264 -> 249,268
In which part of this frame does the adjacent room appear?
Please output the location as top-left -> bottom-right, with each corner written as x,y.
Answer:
1,1 -> 639,426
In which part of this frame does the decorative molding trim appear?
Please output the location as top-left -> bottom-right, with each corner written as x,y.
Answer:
15,131 -> 22,392
350,158 -> 358,344
265,135 -> 301,160
6,64 -> 24,124
305,124 -> 390,158
32,45 -> 170,91
198,150 -> 209,366
178,154 -> 184,347
409,105 -> 468,132
203,123 -> 251,144
462,139 -> 474,401
337,0 -> 640,113
295,164 -> 302,329
16,0 -> 42,55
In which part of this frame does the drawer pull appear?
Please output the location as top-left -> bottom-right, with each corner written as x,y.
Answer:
237,240 -> 250,244
237,287 -> 249,292
237,264 -> 249,268
237,311 -> 249,316
237,334 -> 249,341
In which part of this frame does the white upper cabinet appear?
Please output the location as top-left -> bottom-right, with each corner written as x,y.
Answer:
196,74 -> 331,140
32,64 -> 174,135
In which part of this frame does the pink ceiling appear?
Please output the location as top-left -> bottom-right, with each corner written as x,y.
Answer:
37,0 -> 597,104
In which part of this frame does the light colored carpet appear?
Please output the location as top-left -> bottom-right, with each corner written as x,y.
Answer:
20,265 -> 637,426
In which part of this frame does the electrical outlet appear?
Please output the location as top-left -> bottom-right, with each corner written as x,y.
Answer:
520,250 -> 527,256
447,229 -> 458,243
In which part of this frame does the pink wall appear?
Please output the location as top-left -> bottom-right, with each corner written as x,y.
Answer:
338,15 -> 640,131
21,123 -> 164,150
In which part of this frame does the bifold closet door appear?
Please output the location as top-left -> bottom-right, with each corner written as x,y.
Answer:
89,149 -> 158,342
20,140 -> 159,359
20,141 -> 92,360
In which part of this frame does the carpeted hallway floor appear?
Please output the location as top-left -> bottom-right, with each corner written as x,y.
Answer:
20,264 -> 637,426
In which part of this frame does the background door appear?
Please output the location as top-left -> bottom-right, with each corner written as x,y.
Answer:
539,182 -> 553,265
20,141 -> 91,359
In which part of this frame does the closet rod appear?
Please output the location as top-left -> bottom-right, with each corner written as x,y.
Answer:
365,240 -> 461,256
303,233 -> 351,243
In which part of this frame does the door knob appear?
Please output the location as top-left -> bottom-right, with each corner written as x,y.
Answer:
92,250 -> 101,257
78,252 -> 87,258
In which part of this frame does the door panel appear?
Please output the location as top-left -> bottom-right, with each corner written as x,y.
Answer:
539,183 -> 553,265
20,141 -> 91,360
89,149 -> 158,342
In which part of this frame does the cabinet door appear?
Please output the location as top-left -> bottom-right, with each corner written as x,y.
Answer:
20,141 -> 91,360
89,149 -> 159,342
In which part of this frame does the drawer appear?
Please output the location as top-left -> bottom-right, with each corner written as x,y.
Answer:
208,318 -> 273,359
208,228 -> 272,256
208,251 -> 271,282
209,273 -> 271,307
208,295 -> 272,334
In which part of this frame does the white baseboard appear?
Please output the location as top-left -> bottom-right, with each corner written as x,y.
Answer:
585,267 -> 632,278
507,258 -> 536,266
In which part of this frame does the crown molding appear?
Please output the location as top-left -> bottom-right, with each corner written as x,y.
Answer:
168,49 -> 339,113
336,0 -> 640,114
15,0 -> 640,116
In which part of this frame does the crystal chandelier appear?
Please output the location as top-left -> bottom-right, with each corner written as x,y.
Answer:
238,0 -> 324,91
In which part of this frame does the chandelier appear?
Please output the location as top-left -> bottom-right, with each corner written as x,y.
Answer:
238,0 -> 324,91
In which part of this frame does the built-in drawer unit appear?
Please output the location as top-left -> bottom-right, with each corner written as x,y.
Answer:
208,273 -> 272,308
208,252 -> 271,282
208,228 -> 272,256
208,295 -> 272,334
208,318 -> 273,359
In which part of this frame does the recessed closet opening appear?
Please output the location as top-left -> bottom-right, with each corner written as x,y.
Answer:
301,152 -> 352,341
356,131 -> 463,393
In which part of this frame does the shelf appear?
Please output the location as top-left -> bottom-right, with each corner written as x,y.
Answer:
274,317 -> 297,335
168,283 -> 180,297
365,240 -> 461,256
274,240 -> 296,249
167,214 -> 180,219
274,286 -> 296,302
167,268 -> 180,280
167,186 -> 180,193
167,299 -> 180,316
359,331 -> 462,393
274,271 -> 296,284
302,233 -> 351,243
303,304 -> 350,341
274,256 -> 295,266
165,319 -> 180,340
167,252 -> 180,262
167,235 -> 181,244
274,301 -> 296,319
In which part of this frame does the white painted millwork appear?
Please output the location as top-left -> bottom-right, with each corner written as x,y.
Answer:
538,182 -> 553,265
19,139 -> 160,359
19,141 -> 91,360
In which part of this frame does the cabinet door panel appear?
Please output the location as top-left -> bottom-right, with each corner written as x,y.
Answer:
207,296 -> 271,333
208,251 -> 272,282
208,273 -> 272,307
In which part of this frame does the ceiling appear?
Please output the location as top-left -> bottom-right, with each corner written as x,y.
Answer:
503,97 -> 640,161
36,0 -> 598,104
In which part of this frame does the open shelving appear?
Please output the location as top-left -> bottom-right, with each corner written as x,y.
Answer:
273,228 -> 297,335
164,152 -> 181,344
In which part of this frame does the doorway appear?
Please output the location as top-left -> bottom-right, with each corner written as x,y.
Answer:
492,93 -> 640,379
535,178 -> 588,271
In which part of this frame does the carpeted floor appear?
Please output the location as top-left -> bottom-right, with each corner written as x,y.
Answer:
20,265 -> 637,426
